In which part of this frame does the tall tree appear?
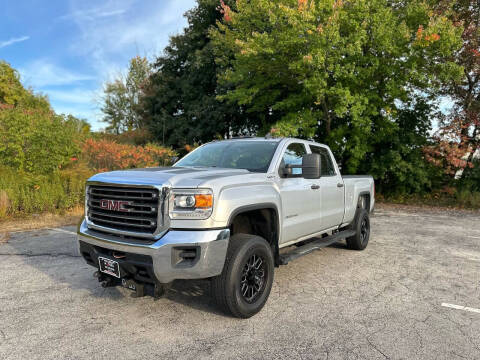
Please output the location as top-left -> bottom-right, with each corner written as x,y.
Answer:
424,0 -> 479,177
211,0 -> 463,174
101,56 -> 151,134
141,0 -> 259,148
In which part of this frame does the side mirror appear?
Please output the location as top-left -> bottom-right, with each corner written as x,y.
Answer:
170,156 -> 179,164
302,153 -> 321,179
281,166 -> 293,177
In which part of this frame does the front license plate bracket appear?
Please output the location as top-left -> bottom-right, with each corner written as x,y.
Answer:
98,256 -> 121,278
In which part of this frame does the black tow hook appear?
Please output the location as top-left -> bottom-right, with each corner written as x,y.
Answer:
93,271 -> 116,288
101,278 -> 116,288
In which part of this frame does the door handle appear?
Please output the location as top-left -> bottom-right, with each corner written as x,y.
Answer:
337,183 -> 344,188
311,184 -> 320,190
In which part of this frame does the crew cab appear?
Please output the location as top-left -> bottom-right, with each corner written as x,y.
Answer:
77,137 -> 374,318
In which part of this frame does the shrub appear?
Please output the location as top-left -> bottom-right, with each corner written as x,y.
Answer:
0,190 -> 9,218
81,138 -> 177,172
0,165 -> 93,219
0,107 -> 81,174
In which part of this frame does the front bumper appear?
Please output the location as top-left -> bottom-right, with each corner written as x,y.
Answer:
77,220 -> 230,283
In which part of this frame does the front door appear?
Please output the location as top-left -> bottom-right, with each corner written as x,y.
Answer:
277,142 -> 321,244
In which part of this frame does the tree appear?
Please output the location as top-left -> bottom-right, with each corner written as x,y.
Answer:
141,0 -> 260,148
424,0 -> 479,177
211,0 -> 463,175
360,98 -> 444,194
0,61 -> 84,174
101,56 -> 151,134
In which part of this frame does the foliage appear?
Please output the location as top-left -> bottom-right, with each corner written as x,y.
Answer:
81,138 -> 177,172
0,165 -> 93,219
456,159 -> 480,192
424,0 -> 479,177
378,186 -> 480,210
0,61 -> 84,174
210,0 -> 463,175
101,56 -> 151,134
141,0 -> 260,148
0,61 -> 49,108
96,128 -> 154,146
359,98 -> 444,194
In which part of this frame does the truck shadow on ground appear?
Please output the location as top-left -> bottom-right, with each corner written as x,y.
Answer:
2,229 -> 226,315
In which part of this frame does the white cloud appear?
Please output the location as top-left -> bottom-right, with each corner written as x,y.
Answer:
58,8 -> 126,21
44,88 -> 97,104
0,36 -> 29,49
19,59 -> 95,87
26,0 -> 197,131
67,0 -> 196,79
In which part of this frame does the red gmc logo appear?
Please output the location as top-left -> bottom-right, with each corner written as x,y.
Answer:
99,199 -> 131,212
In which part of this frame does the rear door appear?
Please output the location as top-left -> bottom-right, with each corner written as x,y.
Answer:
276,142 -> 322,244
309,145 -> 344,230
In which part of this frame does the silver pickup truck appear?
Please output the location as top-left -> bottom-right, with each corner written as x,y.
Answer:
77,137 -> 374,318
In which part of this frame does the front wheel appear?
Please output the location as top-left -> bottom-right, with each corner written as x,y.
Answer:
346,208 -> 370,250
211,234 -> 274,318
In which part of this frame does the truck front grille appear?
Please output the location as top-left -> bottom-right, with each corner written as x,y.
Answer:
87,185 -> 161,235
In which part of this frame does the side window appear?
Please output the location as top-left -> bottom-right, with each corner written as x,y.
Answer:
310,145 -> 336,176
282,143 -> 306,175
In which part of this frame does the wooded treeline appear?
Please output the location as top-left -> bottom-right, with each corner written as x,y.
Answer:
100,0 -> 479,199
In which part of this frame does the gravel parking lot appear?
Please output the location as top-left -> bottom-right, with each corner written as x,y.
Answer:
1,205 -> 479,360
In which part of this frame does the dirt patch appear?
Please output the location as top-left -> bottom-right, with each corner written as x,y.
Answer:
376,201 -> 480,215
0,206 -> 83,233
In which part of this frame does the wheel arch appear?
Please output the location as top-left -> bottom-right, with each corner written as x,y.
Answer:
227,203 -> 281,267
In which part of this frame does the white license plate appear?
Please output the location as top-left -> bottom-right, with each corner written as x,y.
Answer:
98,257 -> 120,278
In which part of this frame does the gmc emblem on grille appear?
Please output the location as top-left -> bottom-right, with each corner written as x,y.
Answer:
99,199 -> 131,212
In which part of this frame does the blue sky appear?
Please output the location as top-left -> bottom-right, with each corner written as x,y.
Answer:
1,0 -> 197,130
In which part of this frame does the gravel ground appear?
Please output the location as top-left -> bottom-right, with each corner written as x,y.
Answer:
0,205 -> 479,360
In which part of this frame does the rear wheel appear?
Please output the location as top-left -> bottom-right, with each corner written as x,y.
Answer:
211,234 -> 274,318
346,208 -> 370,250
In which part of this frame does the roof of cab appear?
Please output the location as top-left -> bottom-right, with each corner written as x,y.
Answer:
213,136 -> 284,142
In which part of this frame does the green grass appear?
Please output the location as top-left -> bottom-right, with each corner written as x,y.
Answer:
378,190 -> 480,210
0,165 -> 93,219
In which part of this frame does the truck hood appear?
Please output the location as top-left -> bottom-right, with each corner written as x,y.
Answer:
87,167 -> 251,188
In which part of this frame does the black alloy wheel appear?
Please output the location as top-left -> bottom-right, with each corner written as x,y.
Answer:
211,234 -> 274,318
240,253 -> 267,303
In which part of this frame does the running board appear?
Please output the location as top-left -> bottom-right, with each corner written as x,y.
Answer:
278,229 -> 356,265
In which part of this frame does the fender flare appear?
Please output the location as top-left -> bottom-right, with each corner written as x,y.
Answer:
227,202 -> 281,267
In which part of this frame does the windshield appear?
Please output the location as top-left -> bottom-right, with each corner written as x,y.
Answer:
174,140 -> 280,173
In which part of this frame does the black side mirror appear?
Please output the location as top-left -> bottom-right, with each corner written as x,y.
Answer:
281,166 -> 293,177
302,153 -> 321,179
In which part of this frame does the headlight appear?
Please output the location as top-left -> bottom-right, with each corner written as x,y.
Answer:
169,189 -> 213,220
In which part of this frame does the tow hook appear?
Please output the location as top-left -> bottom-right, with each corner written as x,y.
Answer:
122,278 -> 145,298
93,271 -> 116,288
93,271 -> 170,299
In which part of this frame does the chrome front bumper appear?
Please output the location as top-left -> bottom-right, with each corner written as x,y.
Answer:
77,220 -> 230,283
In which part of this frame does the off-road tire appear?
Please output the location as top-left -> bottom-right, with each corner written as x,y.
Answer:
211,234 -> 274,318
346,208 -> 370,250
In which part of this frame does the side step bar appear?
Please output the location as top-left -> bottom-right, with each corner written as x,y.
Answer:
278,229 -> 356,265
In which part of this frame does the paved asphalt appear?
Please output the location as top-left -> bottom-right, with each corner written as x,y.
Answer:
0,205 -> 479,359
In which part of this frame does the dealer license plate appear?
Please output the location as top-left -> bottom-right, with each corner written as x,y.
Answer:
98,257 -> 120,278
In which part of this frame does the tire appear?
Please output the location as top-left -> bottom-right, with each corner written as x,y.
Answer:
211,234 -> 274,318
346,208 -> 370,250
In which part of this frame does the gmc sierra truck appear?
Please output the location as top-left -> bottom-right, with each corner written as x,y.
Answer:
77,137 -> 374,318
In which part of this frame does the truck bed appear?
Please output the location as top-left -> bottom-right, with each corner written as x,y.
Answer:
342,175 -> 375,225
